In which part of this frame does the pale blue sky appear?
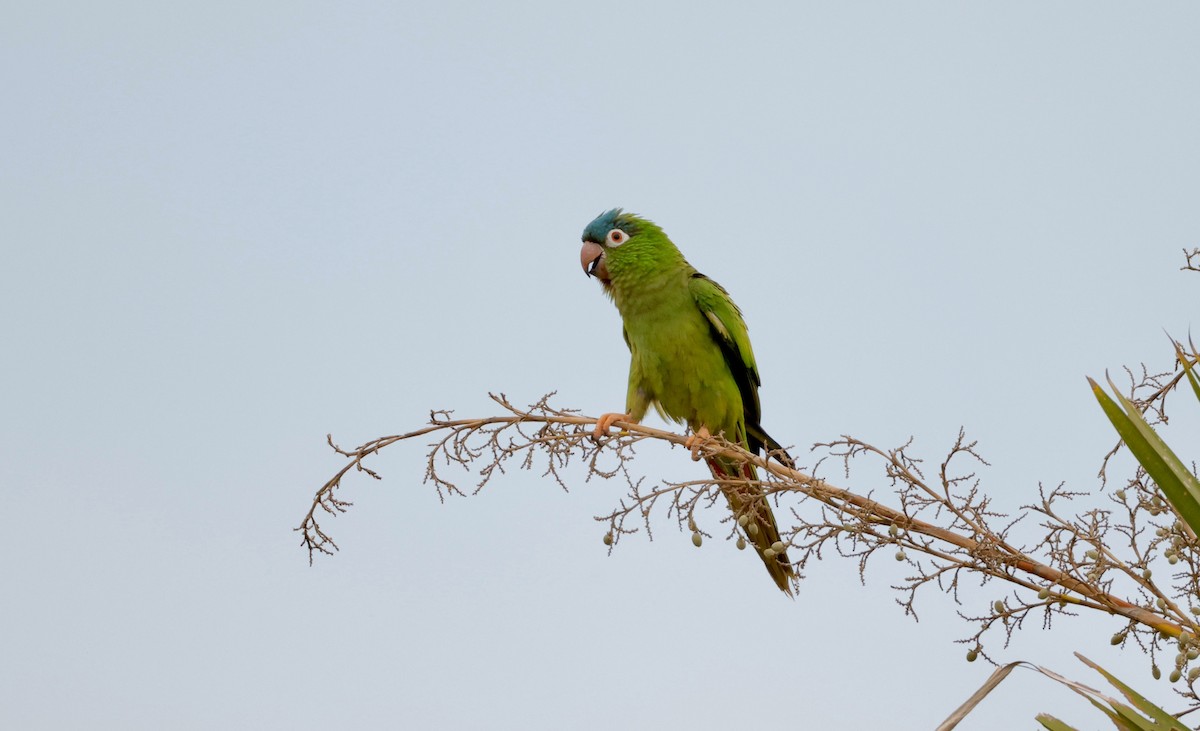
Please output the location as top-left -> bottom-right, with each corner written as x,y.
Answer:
4,2 -> 1200,729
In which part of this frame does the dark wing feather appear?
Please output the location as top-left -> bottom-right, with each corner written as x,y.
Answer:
688,273 -> 792,466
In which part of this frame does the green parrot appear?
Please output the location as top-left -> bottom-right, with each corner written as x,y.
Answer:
580,209 -> 796,595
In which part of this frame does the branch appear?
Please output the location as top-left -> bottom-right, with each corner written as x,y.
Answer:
296,392 -> 1194,662
1183,247 -> 1200,274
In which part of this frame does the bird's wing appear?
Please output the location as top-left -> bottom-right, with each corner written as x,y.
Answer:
687,273 -> 762,441
688,272 -> 792,464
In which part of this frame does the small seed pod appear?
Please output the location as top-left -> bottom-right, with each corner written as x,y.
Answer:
603,532 -> 614,546
1038,588 -> 1051,600
1111,633 -> 1125,646
1171,669 -> 1183,683
736,537 -> 746,551
1143,569 -> 1153,580
1116,489 -> 1127,500
1188,648 -> 1199,661
738,515 -> 749,527
993,600 -> 1006,614
1169,555 -> 1180,565
1190,667 -> 1200,683
1158,597 -> 1168,610
763,548 -> 776,559
888,523 -> 899,537
894,549 -> 906,561
748,523 -> 759,536
1153,665 -> 1162,680
966,649 -> 978,663
771,541 -> 784,552
1157,527 -> 1170,537
1085,549 -> 1099,560
691,532 -> 703,548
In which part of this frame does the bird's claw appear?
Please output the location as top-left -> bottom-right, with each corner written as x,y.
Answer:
684,426 -> 713,462
592,412 -> 632,441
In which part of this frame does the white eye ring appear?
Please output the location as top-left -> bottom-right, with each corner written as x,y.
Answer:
607,229 -> 629,247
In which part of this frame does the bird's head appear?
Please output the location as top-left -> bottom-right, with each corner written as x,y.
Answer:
579,208 -> 654,285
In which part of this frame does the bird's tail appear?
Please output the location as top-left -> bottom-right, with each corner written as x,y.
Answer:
707,454 -> 795,595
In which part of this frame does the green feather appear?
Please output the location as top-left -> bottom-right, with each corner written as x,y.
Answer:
584,211 -> 795,594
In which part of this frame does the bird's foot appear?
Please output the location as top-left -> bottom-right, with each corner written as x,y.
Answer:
592,412 -> 633,441
684,426 -> 713,462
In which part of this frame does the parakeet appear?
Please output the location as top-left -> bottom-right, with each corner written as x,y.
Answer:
580,209 -> 795,595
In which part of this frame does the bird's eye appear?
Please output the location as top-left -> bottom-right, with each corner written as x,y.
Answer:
607,229 -> 628,247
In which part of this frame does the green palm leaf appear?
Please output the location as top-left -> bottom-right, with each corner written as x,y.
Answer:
1174,340 -> 1200,405
1089,375 -> 1200,535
